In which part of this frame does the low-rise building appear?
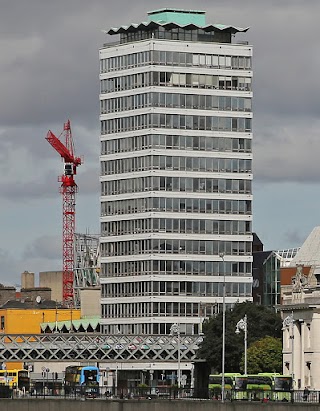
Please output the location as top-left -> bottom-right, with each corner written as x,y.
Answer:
280,226 -> 320,390
0,299 -> 81,334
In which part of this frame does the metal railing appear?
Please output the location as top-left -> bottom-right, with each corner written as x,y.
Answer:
4,386 -> 320,403
209,388 -> 320,404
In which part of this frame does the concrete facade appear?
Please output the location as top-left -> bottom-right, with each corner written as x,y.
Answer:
0,285 -> 16,307
80,288 -> 101,317
39,271 -> 63,303
99,8 -> 253,336
20,288 -> 51,302
21,271 -> 35,289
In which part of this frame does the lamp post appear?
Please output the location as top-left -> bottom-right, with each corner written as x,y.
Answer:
115,364 -> 118,397
170,323 -> 181,392
283,313 -> 294,388
199,301 -> 206,335
70,307 -> 73,333
235,314 -> 248,375
54,301 -> 58,333
219,252 -> 226,402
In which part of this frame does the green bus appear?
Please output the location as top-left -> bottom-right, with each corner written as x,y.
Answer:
208,373 -> 241,399
234,373 -> 292,401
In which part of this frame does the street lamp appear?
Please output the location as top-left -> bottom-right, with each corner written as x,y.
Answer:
170,323 -> 181,389
115,364 -> 119,397
235,314 -> 248,375
283,313 -> 294,388
170,323 -> 181,391
199,301 -> 206,335
54,301 -> 58,333
70,307 -> 73,333
219,252 -> 226,402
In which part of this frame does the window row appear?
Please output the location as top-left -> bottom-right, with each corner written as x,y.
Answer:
100,239 -> 252,257
101,134 -> 252,155
102,301 -> 204,318
101,280 -> 251,299
101,92 -> 251,114
101,155 -> 252,175
102,287 -> 250,320
101,72 -> 252,93
101,114 -> 252,135
101,176 -> 252,196
101,197 -> 252,217
101,50 -> 251,73
119,27 -> 230,45
101,259 -> 252,277
101,322 -> 200,336
101,218 -> 251,237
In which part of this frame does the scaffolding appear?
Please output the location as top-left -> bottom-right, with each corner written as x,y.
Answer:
74,233 -> 100,307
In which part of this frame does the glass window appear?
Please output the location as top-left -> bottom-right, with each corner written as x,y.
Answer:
211,55 -> 218,67
192,54 -> 199,65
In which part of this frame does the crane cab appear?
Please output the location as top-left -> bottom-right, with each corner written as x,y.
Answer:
64,163 -> 73,176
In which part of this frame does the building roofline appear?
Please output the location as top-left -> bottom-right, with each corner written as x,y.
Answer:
147,8 -> 206,15
107,21 -> 249,35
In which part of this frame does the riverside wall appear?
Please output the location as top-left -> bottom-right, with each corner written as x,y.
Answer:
0,400 -> 318,411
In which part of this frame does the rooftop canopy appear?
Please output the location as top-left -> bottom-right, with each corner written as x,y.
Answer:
107,8 -> 249,35
41,317 -> 100,332
148,8 -> 206,26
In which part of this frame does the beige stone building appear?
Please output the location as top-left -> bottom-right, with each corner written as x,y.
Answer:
281,227 -> 320,390
39,271 -> 63,302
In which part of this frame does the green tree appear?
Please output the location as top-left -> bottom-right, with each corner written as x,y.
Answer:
244,336 -> 282,374
197,302 -> 282,373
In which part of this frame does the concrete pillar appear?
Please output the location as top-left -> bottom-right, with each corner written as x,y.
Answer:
300,321 -> 305,387
21,271 -> 35,289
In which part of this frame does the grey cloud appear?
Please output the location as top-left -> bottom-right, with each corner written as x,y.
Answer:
0,248 -> 26,286
0,166 -> 98,202
0,122 -> 99,164
0,173 -> 57,201
254,117 -> 320,182
283,229 -> 306,248
78,166 -> 100,195
0,250 -> 60,287
23,235 -> 60,260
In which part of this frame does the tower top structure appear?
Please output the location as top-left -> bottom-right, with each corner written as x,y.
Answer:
107,8 -> 249,38
147,8 -> 206,26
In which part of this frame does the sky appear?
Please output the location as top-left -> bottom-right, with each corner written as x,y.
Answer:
0,0 -> 318,286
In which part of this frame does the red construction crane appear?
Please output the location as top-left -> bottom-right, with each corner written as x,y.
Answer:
46,120 -> 83,306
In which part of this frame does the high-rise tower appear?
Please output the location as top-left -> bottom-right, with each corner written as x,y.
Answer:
99,8 -> 253,335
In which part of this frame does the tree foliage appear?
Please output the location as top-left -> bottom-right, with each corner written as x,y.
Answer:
244,336 -> 282,374
197,302 -> 282,373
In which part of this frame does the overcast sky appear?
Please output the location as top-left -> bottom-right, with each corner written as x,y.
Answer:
0,0 -> 318,285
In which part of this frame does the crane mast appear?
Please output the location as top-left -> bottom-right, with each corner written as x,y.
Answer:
46,120 -> 83,306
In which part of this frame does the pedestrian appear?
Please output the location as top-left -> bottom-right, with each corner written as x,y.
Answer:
303,386 -> 310,401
